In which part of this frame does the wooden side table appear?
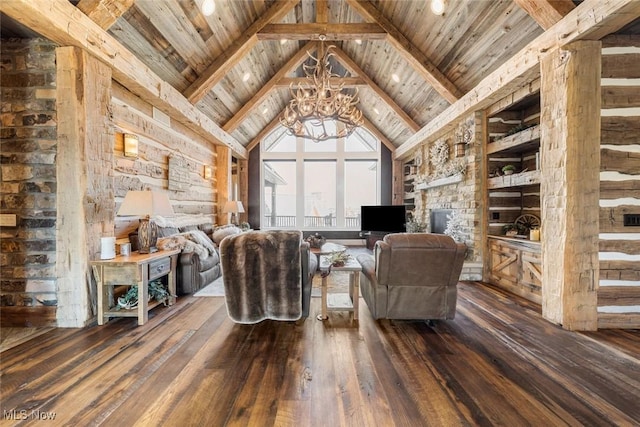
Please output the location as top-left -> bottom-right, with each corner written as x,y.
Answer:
91,249 -> 180,326
317,255 -> 361,321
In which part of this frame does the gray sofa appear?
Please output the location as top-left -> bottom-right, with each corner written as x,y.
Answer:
153,216 -> 240,295
357,233 -> 466,320
219,230 -> 317,323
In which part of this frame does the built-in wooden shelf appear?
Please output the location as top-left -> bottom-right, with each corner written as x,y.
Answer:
487,170 -> 540,189
487,125 -> 540,155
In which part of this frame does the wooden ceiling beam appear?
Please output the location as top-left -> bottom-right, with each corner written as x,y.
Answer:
223,41 -> 317,133
257,23 -> 387,41
513,0 -> 576,30
0,0 -> 246,158
76,0 -> 134,30
184,0 -> 299,105
316,0 -> 329,24
396,0 -> 640,159
331,46 -> 421,132
346,0 -> 462,104
276,77 -> 367,87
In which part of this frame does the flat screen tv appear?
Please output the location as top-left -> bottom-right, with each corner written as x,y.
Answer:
361,205 -> 406,233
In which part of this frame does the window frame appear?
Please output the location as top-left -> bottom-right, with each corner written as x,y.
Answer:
260,125 -> 381,231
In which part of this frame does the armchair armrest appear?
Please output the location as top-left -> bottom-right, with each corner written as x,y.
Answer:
356,253 -> 376,284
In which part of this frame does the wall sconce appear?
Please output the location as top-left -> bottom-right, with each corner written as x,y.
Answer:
203,165 -> 212,180
123,133 -> 139,158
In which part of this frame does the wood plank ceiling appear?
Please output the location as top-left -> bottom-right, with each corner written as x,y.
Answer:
68,0 -> 572,152
11,0 -> 629,155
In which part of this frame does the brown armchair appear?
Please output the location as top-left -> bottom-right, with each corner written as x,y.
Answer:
356,233 -> 466,320
220,230 -> 317,324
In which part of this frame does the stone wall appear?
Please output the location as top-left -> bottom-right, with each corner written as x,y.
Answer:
410,113 -> 483,280
0,38 -> 58,326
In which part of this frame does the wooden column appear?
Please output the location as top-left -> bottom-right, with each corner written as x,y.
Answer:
540,41 -> 601,331
216,145 -> 231,225
237,158 -> 249,225
56,47 -> 113,327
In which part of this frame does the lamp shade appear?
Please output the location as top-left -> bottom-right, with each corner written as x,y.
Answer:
223,200 -> 245,214
117,191 -> 175,217
123,134 -> 139,158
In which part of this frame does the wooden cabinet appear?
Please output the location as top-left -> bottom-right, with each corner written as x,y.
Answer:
488,237 -> 541,304
91,249 -> 180,326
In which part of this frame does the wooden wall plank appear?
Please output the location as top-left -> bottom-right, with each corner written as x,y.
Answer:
600,180 -> 640,199
600,260 -> 640,281
601,148 -> 640,175
598,286 -> 640,306
602,53 -> 640,78
601,116 -> 640,145
600,205 -> 640,233
601,86 -> 640,108
599,239 -> 640,255
598,313 -> 640,329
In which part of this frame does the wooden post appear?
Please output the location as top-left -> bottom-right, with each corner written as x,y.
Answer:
540,41 -> 601,331
237,159 -> 249,225
216,145 -> 231,225
56,46 -> 114,327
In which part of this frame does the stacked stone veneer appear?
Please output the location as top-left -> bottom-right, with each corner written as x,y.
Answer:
0,38 -> 58,326
412,113 -> 484,280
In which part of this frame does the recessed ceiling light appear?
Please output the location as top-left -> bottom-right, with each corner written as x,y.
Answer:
242,72 -> 251,82
355,39 -> 362,45
262,108 -> 269,115
373,107 -> 380,115
280,39 -> 287,45
391,74 -> 400,83
430,0 -> 445,16
201,0 -> 215,16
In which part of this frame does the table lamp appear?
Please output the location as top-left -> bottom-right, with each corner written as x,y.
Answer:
223,200 -> 244,225
117,190 -> 175,253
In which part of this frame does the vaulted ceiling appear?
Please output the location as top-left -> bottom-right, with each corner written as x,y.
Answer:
2,0 -> 639,158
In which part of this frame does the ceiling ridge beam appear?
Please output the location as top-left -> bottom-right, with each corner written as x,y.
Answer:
223,41 -> 317,133
276,77 -> 367,87
331,46 -> 421,132
345,0 -> 462,104
257,23 -> 387,41
395,0 -> 640,159
0,0 -> 246,158
76,0 -> 135,30
184,0 -> 299,105
513,0 -> 576,30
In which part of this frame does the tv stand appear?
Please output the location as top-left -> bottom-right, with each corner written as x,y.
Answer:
365,231 -> 389,250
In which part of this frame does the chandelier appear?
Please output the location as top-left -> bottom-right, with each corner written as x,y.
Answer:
280,39 -> 364,142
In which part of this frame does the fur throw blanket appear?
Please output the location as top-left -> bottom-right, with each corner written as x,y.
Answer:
220,230 -> 302,324
157,230 -> 216,259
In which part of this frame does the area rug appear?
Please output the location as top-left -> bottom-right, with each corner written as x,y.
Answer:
194,246 -> 372,297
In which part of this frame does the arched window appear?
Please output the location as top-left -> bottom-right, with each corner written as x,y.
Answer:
261,123 -> 380,230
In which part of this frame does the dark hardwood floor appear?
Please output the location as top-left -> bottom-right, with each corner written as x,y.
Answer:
1,282 -> 639,426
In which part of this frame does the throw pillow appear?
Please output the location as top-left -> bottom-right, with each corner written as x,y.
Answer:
185,229 -> 216,255
212,225 -> 241,245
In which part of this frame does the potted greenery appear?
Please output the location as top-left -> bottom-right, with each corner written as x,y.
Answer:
502,164 -> 516,175
327,250 -> 351,267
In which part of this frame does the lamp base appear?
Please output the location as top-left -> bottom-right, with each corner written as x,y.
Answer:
138,216 -> 159,254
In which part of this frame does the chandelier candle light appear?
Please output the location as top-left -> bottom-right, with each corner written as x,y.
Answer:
280,38 -> 364,142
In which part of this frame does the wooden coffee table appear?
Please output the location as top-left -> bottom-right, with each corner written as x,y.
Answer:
317,255 -> 361,321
